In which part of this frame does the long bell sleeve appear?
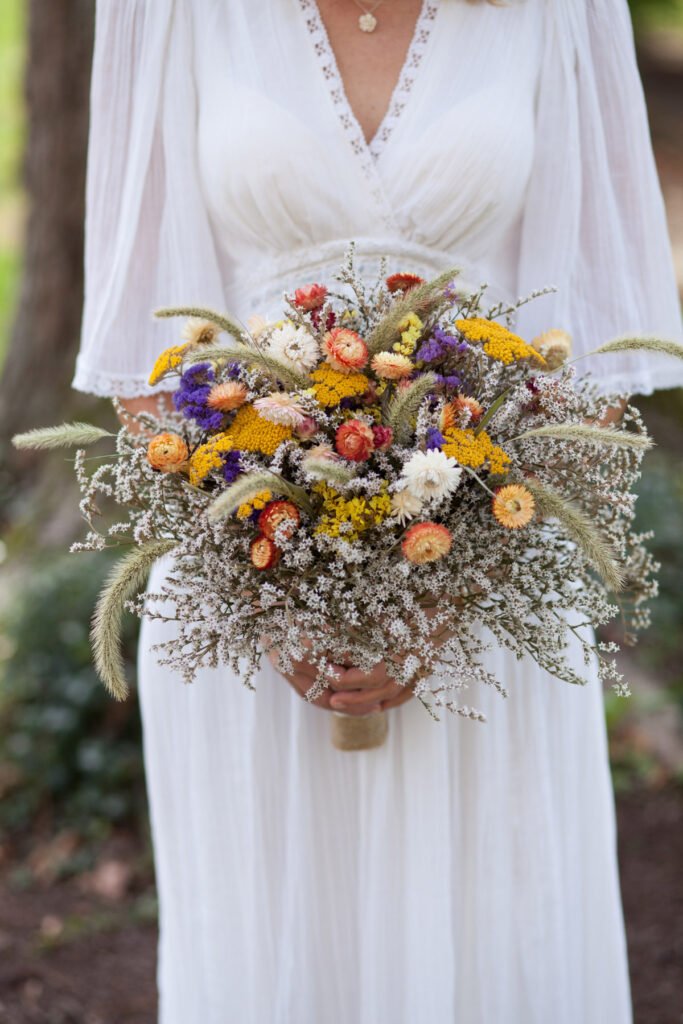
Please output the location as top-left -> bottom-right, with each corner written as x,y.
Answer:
72,0 -> 227,397
515,0 -> 683,396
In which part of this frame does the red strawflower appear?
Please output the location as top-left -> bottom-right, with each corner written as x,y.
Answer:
293,283 -> 327,311
386,273 -> 424,294
371,425 -> 393,451
335,419 -> 375,462
257,500 -> 300,542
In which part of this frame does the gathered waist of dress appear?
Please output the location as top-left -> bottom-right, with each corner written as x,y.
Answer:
225,237 -> 514,319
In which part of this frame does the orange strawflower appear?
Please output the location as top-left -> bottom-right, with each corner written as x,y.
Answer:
492,484 -> 536,529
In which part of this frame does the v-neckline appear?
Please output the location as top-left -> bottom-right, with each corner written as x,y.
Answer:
298,0 -> 439,166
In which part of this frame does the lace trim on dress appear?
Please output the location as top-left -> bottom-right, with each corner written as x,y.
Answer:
368,1 -> 440,160
71,360 -> 175,399
297,0 -> 439,224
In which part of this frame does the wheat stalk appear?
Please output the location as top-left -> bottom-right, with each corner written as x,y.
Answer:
155,305 -> 246,345
525,480 -> 625,592
12,423 -> 114,450
91,539 -> 177,700
208,471 -> 314,520
366,268 -> 461,355
386,372 -> 438,444
301,459 -> 356,485
588,336 -> 683,361
512,424 -> 654,450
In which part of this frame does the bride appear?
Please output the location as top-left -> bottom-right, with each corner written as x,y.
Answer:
72,1 -> 683,1021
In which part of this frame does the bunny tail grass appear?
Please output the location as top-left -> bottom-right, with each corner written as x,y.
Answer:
91,539 -> 177,700
12,422 -> 113,450
367,268 -> 462,355
525,480 -> 625,592
301,458 -> 356,485
155,306 -> 245,344
386,372 -> 438,445
208,472 -> 314,520
585,336 -> 683,361
513,424 -> 654,451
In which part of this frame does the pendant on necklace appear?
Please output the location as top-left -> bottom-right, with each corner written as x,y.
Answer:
358,12 -> 378,32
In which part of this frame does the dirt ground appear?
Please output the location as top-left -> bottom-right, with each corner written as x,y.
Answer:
0,785 -> 680,1024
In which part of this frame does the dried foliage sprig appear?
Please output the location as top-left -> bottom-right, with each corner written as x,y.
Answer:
91,538 -> 177,700
513,424 -> 654,450
12,423 -> 114,450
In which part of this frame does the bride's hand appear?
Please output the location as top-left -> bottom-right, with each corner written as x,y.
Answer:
266,638 -> 413,715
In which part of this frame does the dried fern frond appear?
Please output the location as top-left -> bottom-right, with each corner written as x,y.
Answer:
513,424 -> 654,451
588,336 -> 683,361
91,539 -> 177,700
386,372 -> 438,444
367,268 -> 462,355
155,306 -> 245,345
525,480 -> 625,592
12,423 -> 113,450
208,472 -> 314,520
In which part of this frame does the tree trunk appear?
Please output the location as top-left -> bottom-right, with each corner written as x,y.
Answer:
0,0 -> 94,471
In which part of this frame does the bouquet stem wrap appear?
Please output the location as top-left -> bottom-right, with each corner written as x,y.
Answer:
331,710 -> 388,751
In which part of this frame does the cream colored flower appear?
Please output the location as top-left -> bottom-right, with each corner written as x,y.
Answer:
266,321 -> 319,372
181,317 -> 222,346
247,314 -> 271,339
253,392 -> 307,427
531,329 -> 573,370
400,449 -> 462,503
390,486 -> 423,525
370,352 -> 414,380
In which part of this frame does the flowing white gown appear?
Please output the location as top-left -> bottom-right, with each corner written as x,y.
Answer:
72,2 -> 683,1021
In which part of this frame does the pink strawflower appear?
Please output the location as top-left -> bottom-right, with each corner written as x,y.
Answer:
295,415 -> 319,439
323,328 -> 369,372
401,522 -> 452,564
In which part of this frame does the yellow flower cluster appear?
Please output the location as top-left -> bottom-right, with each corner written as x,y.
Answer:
188,432 -> 234,486
455,318 -> 546,366
148,344 -> 189,386
224,404 -> 293,455
313,481 -> 392,541
310,365 -> 370,407
237,489 -> 272,520
393,313 -> 423,356
441,427 -> 510,476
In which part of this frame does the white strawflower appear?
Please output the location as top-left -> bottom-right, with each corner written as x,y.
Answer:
400,449 -> 463,502
390,486 -> 423,525
253,393 -> 307,427
266,321 -> 319,372
181,317 -> 222,345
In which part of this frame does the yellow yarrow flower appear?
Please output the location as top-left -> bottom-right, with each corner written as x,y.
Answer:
223,404 -> 292,455
442,427 -> 510,476
188,432 -> 234,486
393,313 -> 423,356
310,365 -> 370,407
148,343 -> 190,385
313,481 -> 392,542
455,318 -> 546,366
237,489 -> 272,520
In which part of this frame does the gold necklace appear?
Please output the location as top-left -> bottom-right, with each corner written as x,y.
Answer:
353,0 -> 385,33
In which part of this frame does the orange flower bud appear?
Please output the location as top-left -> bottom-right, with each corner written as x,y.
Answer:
146,433 -> 189,473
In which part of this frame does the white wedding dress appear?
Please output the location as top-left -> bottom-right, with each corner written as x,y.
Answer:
72,2 -> 683,1021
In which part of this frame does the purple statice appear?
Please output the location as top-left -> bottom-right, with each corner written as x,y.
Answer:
226,361 -> 242,379
173,362 -> 224,431
434,373 -> 462,390
426,428 -> 445,450
221,449 -> 243,484
416,327 -> 468,364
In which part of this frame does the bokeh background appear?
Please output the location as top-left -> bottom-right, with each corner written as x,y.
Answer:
0,3 -> 682,1022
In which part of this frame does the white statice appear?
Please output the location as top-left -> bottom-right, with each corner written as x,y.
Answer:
400,449 -> 463,503
390,486 -> 423,525
266,321 -> 319,373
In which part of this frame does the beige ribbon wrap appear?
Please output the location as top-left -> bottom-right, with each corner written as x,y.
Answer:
331,709 -> 388,751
